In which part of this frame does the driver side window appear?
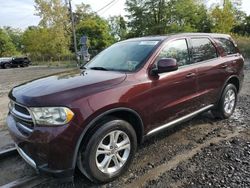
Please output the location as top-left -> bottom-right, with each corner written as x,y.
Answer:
158,39 -> 190,67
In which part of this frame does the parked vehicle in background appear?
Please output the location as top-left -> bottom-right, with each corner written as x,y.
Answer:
12,57 -> 31,67
7,33 -> 244,183
0,57 -> 13,69
0,57 -> 31,69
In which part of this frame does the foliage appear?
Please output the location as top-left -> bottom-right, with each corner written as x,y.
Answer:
211,0 -> 236,33
233,16 -> 250,36
34,0 -> 69,29
125,0 -> 212,37
22,26 -> 70,59
75,4 -> 115,51
74,3 -> 96,24
0,28 -> 18,57
3,27 -> 23,52
32,0 -> 70,58
76,16 -> 115,51
108,16 -> 127,41
233,35 -> 250,59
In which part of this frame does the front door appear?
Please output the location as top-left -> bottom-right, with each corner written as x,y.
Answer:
148,38 -> 199,132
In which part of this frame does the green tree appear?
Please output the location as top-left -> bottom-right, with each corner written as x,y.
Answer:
34,0 -> 70,57
233,15 -> 250,36
76,16 -> 115,52
165,0 -> 212,33
125,0 -> 212,37
22,26 -> 70,59
0,28 -> 18,57
74,3 -> 96,24
35,0 -> 69,28
108,16 -> 127,41
125,0 -> 162,36
3,27 -> 23,52
211,0 -> 236,33
74,3 -> 115,52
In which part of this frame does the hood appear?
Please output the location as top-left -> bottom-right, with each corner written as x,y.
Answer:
9,69 -> 126,106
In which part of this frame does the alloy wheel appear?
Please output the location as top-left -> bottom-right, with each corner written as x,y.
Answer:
224,88 -> 236,114
95,130 -> 131,174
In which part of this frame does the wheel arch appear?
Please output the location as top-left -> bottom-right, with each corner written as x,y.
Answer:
223,75 -> 240,91
216,75 -> 240,105
72,107 -> 144,169
226,76 -> 240,92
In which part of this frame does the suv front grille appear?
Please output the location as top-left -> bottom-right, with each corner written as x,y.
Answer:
14,103 -> 30,116
9,101 -> 34,135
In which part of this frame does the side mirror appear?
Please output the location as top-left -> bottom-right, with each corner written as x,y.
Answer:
151,58 -> 178,75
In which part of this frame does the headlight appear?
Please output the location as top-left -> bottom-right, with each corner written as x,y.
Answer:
29,107 -> 74,126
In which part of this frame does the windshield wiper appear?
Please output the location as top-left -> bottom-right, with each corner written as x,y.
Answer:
89,67 -> 108,71
80,65 -> 87,70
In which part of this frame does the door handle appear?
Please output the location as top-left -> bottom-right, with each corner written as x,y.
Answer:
186,73 -> 196,78
221,64 -> 228,69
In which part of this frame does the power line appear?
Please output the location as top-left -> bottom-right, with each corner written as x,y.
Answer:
99,0 -> 120,15
96,0 -> 118,13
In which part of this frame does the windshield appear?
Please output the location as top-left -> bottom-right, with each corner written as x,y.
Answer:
0,58 -> 11,61
85,40 -> 160,72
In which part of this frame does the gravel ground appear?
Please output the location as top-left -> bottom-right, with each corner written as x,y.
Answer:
0,66 -> 72,150
0,65 -> 249,187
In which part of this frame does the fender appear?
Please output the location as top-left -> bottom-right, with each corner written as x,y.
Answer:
71,107 -> 144,169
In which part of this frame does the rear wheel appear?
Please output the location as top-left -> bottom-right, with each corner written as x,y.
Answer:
77,117 -> 137,183
212,84 -> 237,119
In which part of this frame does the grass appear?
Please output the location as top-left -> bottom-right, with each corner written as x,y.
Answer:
31,60 -> 77,68
233,35 -> 250,60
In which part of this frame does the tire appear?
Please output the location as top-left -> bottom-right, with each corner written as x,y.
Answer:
3,63 -> 11,69
77,117 -> 137,183
212,84 -> 237,119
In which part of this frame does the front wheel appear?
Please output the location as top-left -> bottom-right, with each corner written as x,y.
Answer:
212,84 -> 237,119
77,117 -> 137,183
3,63 -> 11,69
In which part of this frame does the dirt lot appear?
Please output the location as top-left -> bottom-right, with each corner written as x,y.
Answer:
0,66 -> 71,150
0,65 -> 249,187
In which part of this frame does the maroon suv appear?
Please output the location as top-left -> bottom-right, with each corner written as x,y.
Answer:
7,33 -> 244,183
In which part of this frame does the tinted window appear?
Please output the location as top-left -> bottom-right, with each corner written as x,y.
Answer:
158,39 -> 189,67
216,38 -> 238,55
191,38 -> 217,63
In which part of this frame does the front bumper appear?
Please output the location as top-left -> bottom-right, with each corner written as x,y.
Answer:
7,113 -> 81,178
16,144 -> 36,168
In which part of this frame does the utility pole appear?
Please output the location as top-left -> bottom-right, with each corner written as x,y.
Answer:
65,0 -> 79,66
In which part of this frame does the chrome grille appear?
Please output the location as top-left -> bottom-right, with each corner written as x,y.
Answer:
14,103 -> 30,116
9,100 -> 34,135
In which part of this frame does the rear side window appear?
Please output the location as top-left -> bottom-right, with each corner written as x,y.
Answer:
158,39 -> 190,67
191,38 -> 218,63
216,38 -> 238,55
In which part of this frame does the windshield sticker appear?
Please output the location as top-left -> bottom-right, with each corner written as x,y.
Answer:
139,41 -> 159,46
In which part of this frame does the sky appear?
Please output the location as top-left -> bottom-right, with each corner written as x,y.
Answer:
0,0 -> 249,30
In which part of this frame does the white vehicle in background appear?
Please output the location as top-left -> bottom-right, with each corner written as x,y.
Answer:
0,57 -> 31,69
0,57 -> 13,69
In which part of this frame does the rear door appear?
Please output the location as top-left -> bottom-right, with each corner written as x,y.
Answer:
215,37 -> 243,73
190,37 -> 227,108
149,38 -> 199,130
